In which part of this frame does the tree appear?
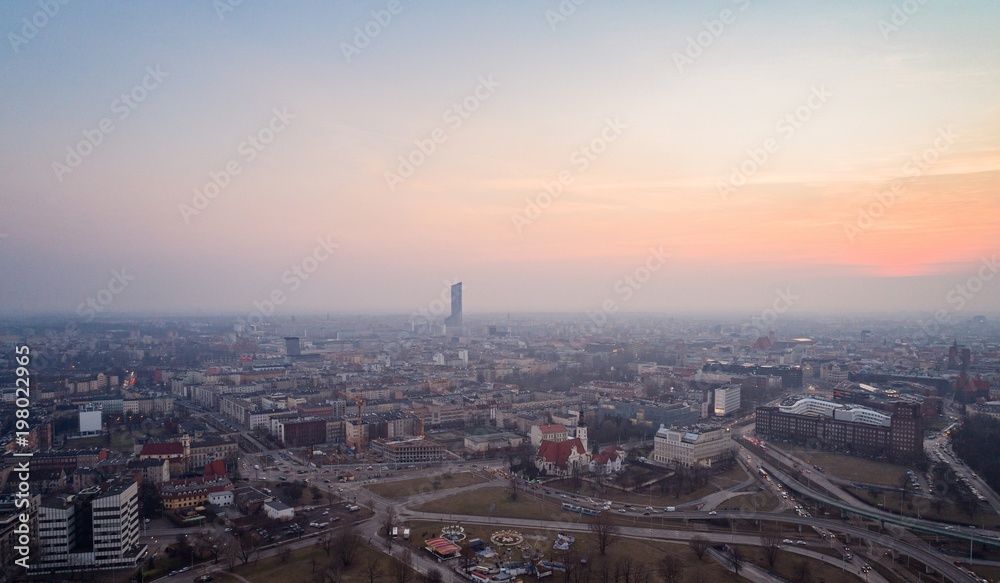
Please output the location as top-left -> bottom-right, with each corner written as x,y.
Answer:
392,549 -> 414,583
236,531 -> 260,566
280,546 -> 292,563
658,555 -> 684,583
759,526 -> 782,568
382,505 -> 398,538
318,531 -> 335,556
336,530 -> 362,567
364,555 -> 384,583
688,535 -> 709,561
587,513 -> 620,555
424,568 -> 444,583
729,546 -> 744,575
509,478 -> 520,501
793,559 -> 811,583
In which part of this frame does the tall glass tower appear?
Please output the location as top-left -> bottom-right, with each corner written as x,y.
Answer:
444,282 -> 462,328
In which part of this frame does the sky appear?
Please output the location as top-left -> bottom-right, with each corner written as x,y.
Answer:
1,0 -> 998,319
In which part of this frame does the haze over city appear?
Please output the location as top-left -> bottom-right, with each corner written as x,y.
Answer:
1,1 -> 999,316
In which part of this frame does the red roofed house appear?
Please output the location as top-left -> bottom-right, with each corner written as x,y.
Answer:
589,446 -> 624,475
535,437 -> 590,476
529,424 -> 569,446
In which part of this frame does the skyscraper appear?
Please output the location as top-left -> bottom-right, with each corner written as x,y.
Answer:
285,337 -> 301,356
444,282 -> 462,328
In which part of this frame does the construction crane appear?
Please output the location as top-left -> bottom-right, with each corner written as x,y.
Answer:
339,391 -> 365,448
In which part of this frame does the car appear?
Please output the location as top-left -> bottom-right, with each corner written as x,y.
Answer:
618,508 -> 626,513
782,539 -> 794,545
642,512 -> 650,516
322,510 -> 329,516
179,566 -> 189,572
946,526 -> 956,531
796,541 -> 806,546
708,511 -> 718,515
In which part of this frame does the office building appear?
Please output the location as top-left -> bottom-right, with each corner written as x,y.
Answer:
444,282 -> 462,328
755,397 -> 922,460
714,385 -> 741,416
652,426 -> 734,467
32,479 -> 144,574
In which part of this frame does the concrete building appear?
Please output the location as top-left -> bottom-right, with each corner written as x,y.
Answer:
264,501 -> 294,521
370,437 -> 446,463
652,426 -> 734,467
755,397 -> 923,461
32,479 -> 144,574
528,424 -> 568,446
714,385 -> 741,416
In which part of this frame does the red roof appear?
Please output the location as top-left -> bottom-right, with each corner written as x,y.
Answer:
537,438 -> 586,468
140,442 -> 184,456
592,447 -> 620,465
539,424 -> 566,434
203,458 -> 227,478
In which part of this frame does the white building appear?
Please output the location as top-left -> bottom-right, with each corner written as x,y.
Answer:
208,490 -> 234,506
714,385 -> 741,417
652,426 -> 734,467
264,501 -> 294,521
33,479 -> 144,574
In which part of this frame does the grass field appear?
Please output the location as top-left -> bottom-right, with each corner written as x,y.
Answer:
737,545 -> 869,583
714,490 -> 781,512
227,538 -> 414,583
366,472 -> 490,499
847,487 -> 1000,529
777,444 -> 910,487
413,486 -> 568,521
545,463 -> 750,507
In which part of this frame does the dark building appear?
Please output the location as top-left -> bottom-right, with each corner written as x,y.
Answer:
281,419 -> 327,447
755,401 -> 922,461
703,363 -> 803,389
284,337 -> 301,357
444,282 -> 462,328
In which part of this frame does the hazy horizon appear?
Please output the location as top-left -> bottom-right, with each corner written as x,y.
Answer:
2,1 -> 998,318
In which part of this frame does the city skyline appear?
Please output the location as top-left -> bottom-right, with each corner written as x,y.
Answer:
1,1 -> 998,316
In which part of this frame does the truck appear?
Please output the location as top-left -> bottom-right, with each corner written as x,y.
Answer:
666,507 -> 675,512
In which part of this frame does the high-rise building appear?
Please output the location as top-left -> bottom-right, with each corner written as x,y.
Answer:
444,282 -> 462,328
714,385 -> 742,416
284,337 -> 301,356
32,478 -> 144,574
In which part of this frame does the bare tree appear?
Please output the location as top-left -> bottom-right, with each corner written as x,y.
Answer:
392,549 -> 414,583
587,513 -> 620,555
759,526 -> 781,568
688,535 -> 709,561
364,555 -> 384,583
658,555 -> 684,583
793,559 -> 811,583
318,531 -> 335,556
280,545 -> 292,563
729,546 -> 744,575
382,505 -> 398,538
336,530 -> 362,567
509,478 -> 520,501
236,531 -> 260,565
424,568 -> 444,583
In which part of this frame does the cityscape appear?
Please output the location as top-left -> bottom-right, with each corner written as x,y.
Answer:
2,2 -> 1000,583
